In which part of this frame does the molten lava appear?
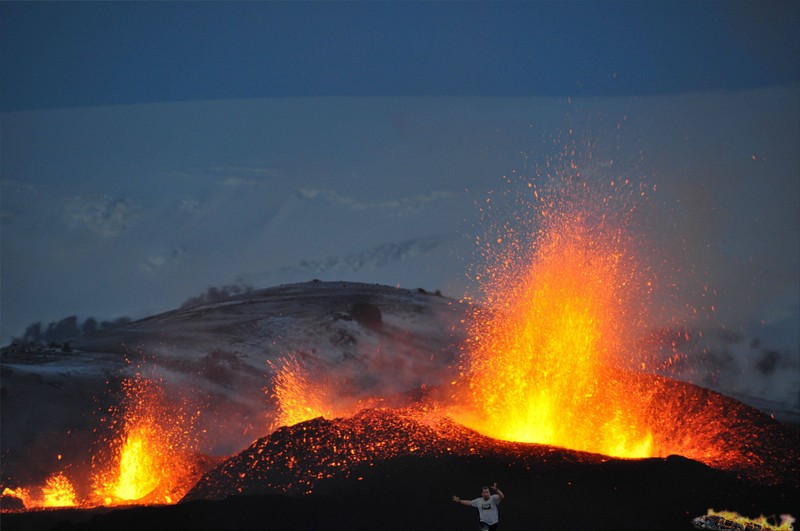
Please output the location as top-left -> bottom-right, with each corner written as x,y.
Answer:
90,374 -> 203,506
41,471 -> 78,508
2,372 -> 218,512
97,418 -> 169,502
269,355 -> 339,427
1,442 -> 80,510
268,354 -> 383,430
449,179 -> 660,458
1,471 -> 77,510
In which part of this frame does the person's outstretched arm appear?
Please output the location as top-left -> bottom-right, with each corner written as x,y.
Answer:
490,483 -> 504,502
452,495 -> 472,506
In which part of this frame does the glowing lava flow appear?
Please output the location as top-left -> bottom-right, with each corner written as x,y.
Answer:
450,178 -> 660,458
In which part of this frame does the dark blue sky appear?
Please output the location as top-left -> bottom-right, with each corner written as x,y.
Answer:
2,1 -> 798,111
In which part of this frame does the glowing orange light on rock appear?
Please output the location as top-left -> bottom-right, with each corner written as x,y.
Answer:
451,177 -> 659,458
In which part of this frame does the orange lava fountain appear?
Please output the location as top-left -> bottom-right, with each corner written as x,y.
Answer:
2,372 -> 213,511
268,354 -> 381,430
41,471 -> 78,508
449,176 -> 662,458
269,355 -> 338,428
1,471 -> 77,510
89,373 -> 203,506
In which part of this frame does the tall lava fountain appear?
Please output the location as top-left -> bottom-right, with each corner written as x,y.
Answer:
450,173 -> 663,458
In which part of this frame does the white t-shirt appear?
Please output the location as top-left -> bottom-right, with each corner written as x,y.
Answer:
470,494 -> 500,525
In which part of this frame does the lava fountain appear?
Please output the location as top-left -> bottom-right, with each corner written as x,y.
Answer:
267,353 -> 391,430
268,355 -> 340,428
1,471 -> 77,510
89,373 -> 204,506
1,372 -> 208,511
449,175 -> 666,458
40,471 -> 78,508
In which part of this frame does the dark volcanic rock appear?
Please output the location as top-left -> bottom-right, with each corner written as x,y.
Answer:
184,374 -> 800,505
4,407 -> 798,531
182,408 -> 606,502
348,300 -> 382,328
5,444 -> 797,531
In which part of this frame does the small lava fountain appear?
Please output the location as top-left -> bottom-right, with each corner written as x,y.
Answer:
1,372 -> 211,511
267,353 -> 392,430
1,471 -> 77,510
268,355 -> 341,428
41,471 -> 78,508
89,373 -> 205,506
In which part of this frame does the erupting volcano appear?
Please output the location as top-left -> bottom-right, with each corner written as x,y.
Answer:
1,172 -> 796,530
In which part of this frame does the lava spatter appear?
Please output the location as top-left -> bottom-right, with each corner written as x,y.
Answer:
450,175 -> 661,458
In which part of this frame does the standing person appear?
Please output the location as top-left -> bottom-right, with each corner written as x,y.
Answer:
452,482 -> 504,531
